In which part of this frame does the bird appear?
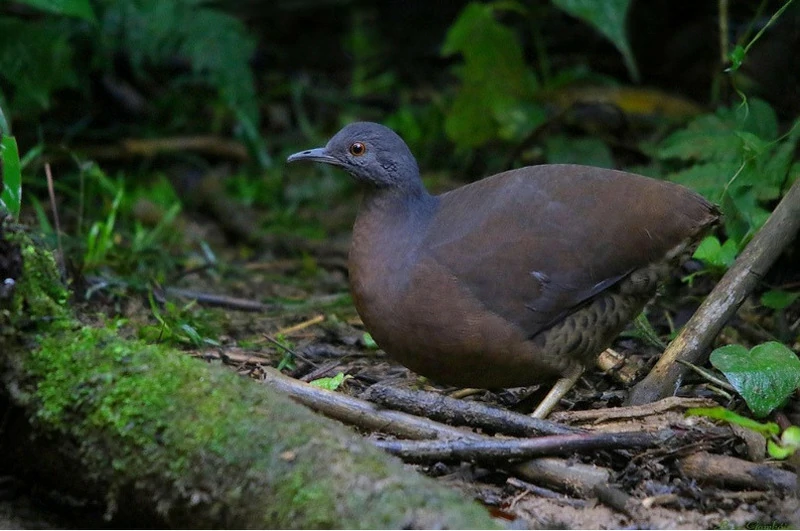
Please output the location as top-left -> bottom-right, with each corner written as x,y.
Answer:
287,122 -> 719,417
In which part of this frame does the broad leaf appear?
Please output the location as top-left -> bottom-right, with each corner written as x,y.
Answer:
710,342 -> 800,418
657,114 -> 743,163
550,0 -> 639,82
761,290 -> 800,311
442,2 -> 535,147
735,98 -> 778,140
666,161 -> 740,201
692,236 -> 737,269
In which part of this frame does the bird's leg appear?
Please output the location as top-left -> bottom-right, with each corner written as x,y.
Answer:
531,364 -> 584,418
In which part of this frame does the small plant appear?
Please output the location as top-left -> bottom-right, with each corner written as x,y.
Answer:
144,293 -> 220,348
274,334 -> 297,371
83,188 -> 123,271
442,0 -> 639,150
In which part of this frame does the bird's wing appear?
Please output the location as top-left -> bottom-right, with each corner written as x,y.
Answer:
421,164 -> 716,337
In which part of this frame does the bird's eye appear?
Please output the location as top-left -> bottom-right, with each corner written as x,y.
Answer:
349,142 -> 366,156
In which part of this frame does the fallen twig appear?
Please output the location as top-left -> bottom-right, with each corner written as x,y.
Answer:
261,368 -> 472,440
506,477 -> 587,507
593,483 -> 640,518
263,336 -> 317,366
159,286 -> 271,312
276,314 -> 325,336
372,430 -> 671,463
550,396 -> 717,424
362,383 -> 580,437
678,451 -> 797,492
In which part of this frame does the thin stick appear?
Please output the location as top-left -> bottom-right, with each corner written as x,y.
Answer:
261,368 -> 471,440
263,336 -> 316,366
372,430 -> 671,463
362,383 -> 579,437
550,396 -> 716,424
276,315 -> 325,336
44,163 -> 64,269
160,287 -> 270,312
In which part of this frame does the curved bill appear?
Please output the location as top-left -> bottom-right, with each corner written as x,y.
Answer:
286,147 -> 342,166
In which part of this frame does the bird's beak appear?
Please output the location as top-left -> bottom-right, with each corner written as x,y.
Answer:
286,147 -> 342,166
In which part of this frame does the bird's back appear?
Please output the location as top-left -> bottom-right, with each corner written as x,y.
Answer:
423,164 -> 718,338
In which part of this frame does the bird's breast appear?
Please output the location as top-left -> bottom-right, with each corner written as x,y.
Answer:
348,196 -> 436,349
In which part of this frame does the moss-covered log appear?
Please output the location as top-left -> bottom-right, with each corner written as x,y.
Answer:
0,223 -> 497,529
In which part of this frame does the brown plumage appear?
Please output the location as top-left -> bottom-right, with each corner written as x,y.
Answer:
288,122 -> 719,415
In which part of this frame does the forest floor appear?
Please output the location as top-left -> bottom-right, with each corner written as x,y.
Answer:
4,187 -> 799,530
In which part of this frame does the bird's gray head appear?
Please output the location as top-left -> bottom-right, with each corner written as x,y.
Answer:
287,122 -> 422,191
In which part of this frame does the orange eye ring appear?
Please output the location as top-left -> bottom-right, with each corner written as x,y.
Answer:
349,142 -> 366,156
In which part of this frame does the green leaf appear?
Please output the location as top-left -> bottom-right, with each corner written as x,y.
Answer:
710,342 -> 800,417
761,290 -> 800,311
723,178 -> 772,245
657,114 -> 742,163
782,425 -> 800,448
14,0 -> 96,21
692,236 -> 737,269
0,135 -> 22,220
442,2 -> 535,147
550,0 -> 639,82
362,332 -> 378,350
309,373 -> 351,391
736,98 -> 778,141
666,161 -> 740,201
727,45 -> 745,72
760,120 -> 800,200
692,236 -> 720,264
495,102 -> 547,142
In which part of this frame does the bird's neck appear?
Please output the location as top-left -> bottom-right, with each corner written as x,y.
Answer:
350,185 -> 437,289
356,184 -> 436,239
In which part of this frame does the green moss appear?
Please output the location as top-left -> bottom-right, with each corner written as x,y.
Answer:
30,327 -> 180,468
9,237 -> 68,319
